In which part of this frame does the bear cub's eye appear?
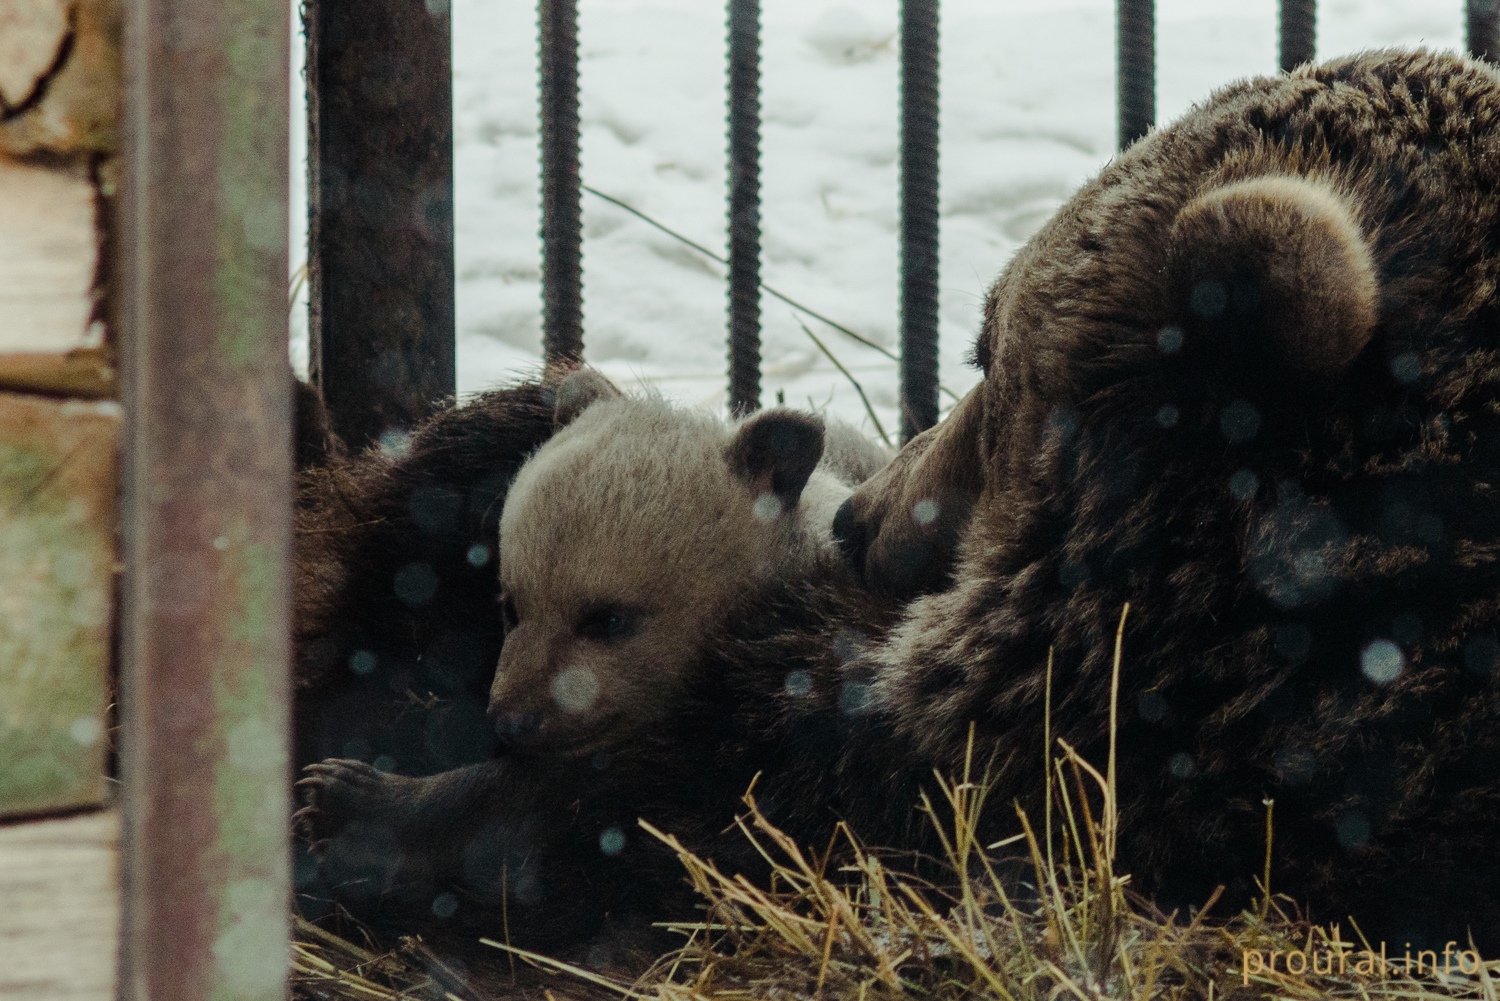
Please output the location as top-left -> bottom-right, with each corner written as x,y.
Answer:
499,595 -> 520,632
577,604 -> 643,642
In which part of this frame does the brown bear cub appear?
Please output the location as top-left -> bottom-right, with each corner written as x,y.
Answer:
293,372 -> 889,958
488,368 -> 889,756
298,50 -> 1500,962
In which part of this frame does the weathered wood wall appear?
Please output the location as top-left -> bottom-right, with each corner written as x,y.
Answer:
0,0 -> 119,821
0,393 -> 117,816
0,2 -> 122,998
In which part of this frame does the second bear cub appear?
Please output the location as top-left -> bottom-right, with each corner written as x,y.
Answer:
490,368 -> 888,756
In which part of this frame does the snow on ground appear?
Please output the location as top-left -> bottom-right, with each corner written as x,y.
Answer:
290,0 -> 1465,439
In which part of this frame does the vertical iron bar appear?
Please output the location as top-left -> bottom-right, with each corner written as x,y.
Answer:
1470,0 -> 1500,62
305,0 -> 455,451
727,0 -> 762,416
899,0 -> 940,442
1279,0 -> 1316,72
119,0 -> 291,995
1116,0 -> 1155,150
540,0 -> 584,365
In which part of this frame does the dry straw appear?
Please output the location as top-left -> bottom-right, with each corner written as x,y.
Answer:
294,610 -> 1498,1001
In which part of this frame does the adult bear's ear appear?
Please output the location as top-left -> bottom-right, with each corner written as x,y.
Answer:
552,368 -> 622,428
725,409 -> 826,517
1167,175 -> 1378,376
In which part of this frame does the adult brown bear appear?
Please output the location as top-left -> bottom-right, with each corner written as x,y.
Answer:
298,50 -> 1500,960
833,47 -> 1500,949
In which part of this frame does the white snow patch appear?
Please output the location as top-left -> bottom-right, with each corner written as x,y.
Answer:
289,0 -> 1466,434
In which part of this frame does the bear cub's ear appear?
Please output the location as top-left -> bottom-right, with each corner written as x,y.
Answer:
724,409 -> 826,516
1167,175 -> 1378,375
552,367 -> 623,429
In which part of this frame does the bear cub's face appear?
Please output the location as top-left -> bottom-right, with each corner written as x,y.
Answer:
490,370 -> 839,757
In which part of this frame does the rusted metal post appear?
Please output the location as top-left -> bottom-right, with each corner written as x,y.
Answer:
1279,0 -> 1316,71
1470,0 -> 1500,62
540,0 -> 584,365
118,0 -> 291,996
726,0 -> 762,416
899,0 -> 940,442
305,0 -> 456,451
1117,0 -> 1154,149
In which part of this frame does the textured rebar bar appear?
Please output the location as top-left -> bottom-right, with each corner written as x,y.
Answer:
540,0 -> 583,365
1279,0 -> 1316,72
1470,0 -> 1500,62
1116,0 -> 1154,150
726,0 -> 762,416
900,0 -> 940,442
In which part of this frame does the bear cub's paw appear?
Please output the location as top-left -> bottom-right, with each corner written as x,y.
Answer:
294,758 -> 421,850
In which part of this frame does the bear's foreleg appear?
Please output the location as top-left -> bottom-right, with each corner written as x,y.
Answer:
295,755 -> 671,955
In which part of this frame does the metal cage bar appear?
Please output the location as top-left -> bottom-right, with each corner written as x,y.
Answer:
305,0 -> 455,451
540,0 -> 585,365
899,0 -> 941,441
118,0 -> 292,995
1471,0 -> 1500,62
1280,0 -> 1316,72
726,0 -> 763,416
1117,0 -> 1155,149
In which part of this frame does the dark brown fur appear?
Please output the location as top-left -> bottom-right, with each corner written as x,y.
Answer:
293,383 -> 555,776
297,51 -> 1500,963
834,49 -> 1500,948
293,377 -> 346,471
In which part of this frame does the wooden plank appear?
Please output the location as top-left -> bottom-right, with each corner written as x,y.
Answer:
0,392 -> 118,818
0,0 -> 121,159
0,158 -> 97,356
0,0 -> 119,385
0,350 -> 114,398
0,0 -> 70,111
0,809 -> 119,1001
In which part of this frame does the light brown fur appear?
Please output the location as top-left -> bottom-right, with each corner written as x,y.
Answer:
491,372 -> 888,755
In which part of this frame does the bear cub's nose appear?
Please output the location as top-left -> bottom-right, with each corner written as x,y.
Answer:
491,705 -> 545,751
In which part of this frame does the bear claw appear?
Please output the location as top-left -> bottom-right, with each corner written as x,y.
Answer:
293,758 -> 414,845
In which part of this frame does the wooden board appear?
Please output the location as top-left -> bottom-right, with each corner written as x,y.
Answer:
0,0 -> 118,390
0,0 -> 70,110
0,809 -> 119,1001
0,158 -> 97,357
0,350 -> 114,399
0,0 -> 120,159
0,393 -> 118,818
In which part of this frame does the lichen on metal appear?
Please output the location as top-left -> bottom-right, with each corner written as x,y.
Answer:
117,0 -> 291,995
210,543 -> 290,996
